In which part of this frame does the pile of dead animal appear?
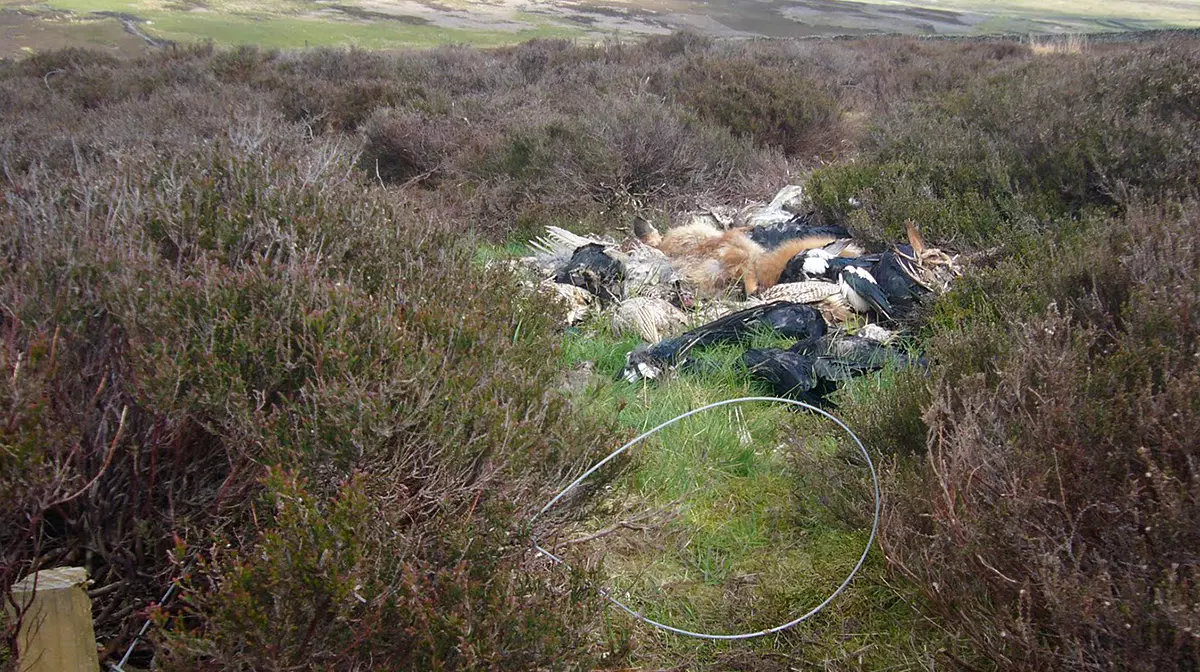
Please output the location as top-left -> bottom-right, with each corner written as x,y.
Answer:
517,185 -> 961,405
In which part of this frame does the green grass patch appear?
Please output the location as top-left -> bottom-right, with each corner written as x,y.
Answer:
30,0 -> 583,49
472,240 -> 531,266
555,320 -> 936,667
138,12 -> 578,48
42,0 -> 143,13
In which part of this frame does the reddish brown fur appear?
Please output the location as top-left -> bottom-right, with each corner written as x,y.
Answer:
749,235 -> 840,291
644,222 -> 843,296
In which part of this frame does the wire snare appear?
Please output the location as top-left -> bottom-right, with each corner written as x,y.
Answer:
531,396 -> 881,640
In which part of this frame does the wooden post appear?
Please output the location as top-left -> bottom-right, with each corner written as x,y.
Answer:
6,567 -> 100,672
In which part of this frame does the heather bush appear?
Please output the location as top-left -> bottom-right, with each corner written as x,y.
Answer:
6,32 -> 1200,671
882,203 -> 1200,670
638,30 -> 713,58
789,37 -> 1200,670
0,52 -> 624,666
264,47 -> 421,132
669,55 -> 842,158
810,38 -> 1200,247
208,43 -> 274,84
9,30 -> 1055,245
448,94 -> 770,236
156,470 -> 604,670
360,105 -> 465,184
829,366 -> 931,458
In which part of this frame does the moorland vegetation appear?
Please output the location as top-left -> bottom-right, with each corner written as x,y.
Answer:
2,32 -> 1199,670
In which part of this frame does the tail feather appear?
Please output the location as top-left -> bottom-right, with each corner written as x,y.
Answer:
528,225 -> 611,257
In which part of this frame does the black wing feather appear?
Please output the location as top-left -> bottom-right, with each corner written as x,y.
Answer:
745,212 -> 852,249
843,271 -> 893,318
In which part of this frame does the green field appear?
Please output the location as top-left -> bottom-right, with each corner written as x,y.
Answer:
3,0 -> 1200,57
1,0 -> 581,56
133,12 -> 575,49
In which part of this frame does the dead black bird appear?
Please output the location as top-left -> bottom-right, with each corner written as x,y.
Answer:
624,301 -> 826,382
838,265 -> 893,319
870,246 -> 929,313
745,333 -> 925,402
743,348 -> 827,403
744,212 -> 852,250
778,241 -> 881,284
794,333 -> 926,372
758,302 -> 827,342
743,346 -> 867,404
782,243 -> 927,318
554,243 -> 625,306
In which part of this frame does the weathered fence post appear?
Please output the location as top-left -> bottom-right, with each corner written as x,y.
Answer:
6,567 -> 100,672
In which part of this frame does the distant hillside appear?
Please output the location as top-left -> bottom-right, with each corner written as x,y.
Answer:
3,0 -> 1200,56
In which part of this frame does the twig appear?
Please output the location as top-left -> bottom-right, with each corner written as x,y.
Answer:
397,165 -> 440,190
88,580 -> 126,599
558,521 -> 649,547
87,375 -> 109,411
49,405 -> 127,508
48,325 -> 60,370
975,553 -> 1019,584
555,506 -> 679,548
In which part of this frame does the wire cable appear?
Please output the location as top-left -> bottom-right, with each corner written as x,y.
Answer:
530,396 -> 880,640
111,580 -> 177,671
